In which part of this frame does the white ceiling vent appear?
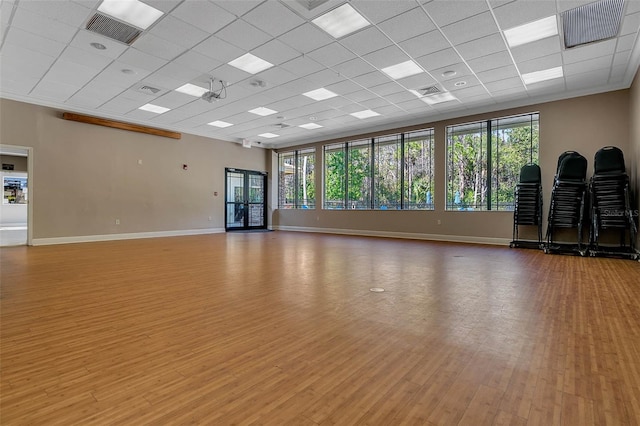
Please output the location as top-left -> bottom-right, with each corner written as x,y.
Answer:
135,85 -> 163,96
295,0 -> 330,11
562,0 -> 624,48
419,86 -> 441,96
86,13 -> 142,45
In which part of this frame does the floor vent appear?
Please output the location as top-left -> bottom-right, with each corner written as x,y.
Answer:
86,13 -> 142,45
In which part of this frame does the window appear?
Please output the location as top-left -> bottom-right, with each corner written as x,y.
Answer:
278,148 -> 315,209
323,128 -> 434,210
404,129 -> 434,210
446,113 -> 539,211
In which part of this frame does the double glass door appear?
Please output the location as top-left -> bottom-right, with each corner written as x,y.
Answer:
225,168 -> 267,231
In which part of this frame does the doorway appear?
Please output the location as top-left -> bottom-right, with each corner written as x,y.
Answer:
0,145 -> 32,246
225,168 -> 267,231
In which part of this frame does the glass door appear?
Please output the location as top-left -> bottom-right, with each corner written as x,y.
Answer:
225,168 -> 267,231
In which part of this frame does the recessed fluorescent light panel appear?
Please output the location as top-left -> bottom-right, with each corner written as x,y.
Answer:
175,83 -> 208,97
504,16 -> 558,47
312,3 -> 370,38
299,123 -> 323,129
522,66 -> 564,85
381,60 -> 423,80
248,107 -> 277,116
98,0 -> 163,29
258,133 -> 279,138
420,92 -> 458,105
303,88 -> 338,101
228,53 -> 273,74
138,103 -> 170,113
350,110 -> 380,119
208,120 -> 233,128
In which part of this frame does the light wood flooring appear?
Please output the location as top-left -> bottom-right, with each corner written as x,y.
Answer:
1,232 -> 640,425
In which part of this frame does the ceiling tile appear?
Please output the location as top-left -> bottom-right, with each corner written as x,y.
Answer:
172,50 -> 222,74
340,27 -> 392,56
254,66 -> 300,86
493,0 -> 557,29
456,33 -> 507,60
511,36 -> 562,63
3,26 -> 67,58
477,65 -> 519,83
215,19 -> 272,51
280,56 -> 325,77
556,1 -> 594,13
15,0 -> 91,28
377,7 -> 436,42
134,33 -> 186,61
332,58 -> 377,79
149,15 -> 209,49
398,30 -> 451,59
99,97 -> 148,114
351,71 -> 392,88
0,75 -> 39,96
441,13 -> 499,45
152,91 -> 197,109
384,90 -> 418,104
193,35 -> 245,64
363,45 -> 410,69
616,33 -> 636,52
306,42 -> 355,67
612,50 -> 631,67
423,0 -> 489,27
69,30 -> 129,59
142,0 -> 182,13
252,39 -> 301,65
96,61 -> 154,89
518,53 -> 562,74
443,75 -> 482,91
431,62 -> 473,81
0,44 -> 56,79
415,48 -> 462,72
565,68 -> 611,91
12,6 -> 77,44
215,0 -> 263,17
208,63 -> 252,86
351,0 -> 419,23
171,1 -> 236,33
279,23 -> 334,54
242,1 -> 306,37
484,77 -> 524,92
608,64 -> 626,84
564,55 -> 613,76
326,79 -> 365,95
396,73 -> 437,90
305,69 -> 344,86
58,45 -> 114,70
359,97 -> 391,109
369,81 -> 405,96
467,50 -> 513,73
562,39 -> 617,64
44,59 -> 100,86
620,12 -> 640,35
118,48 -> 168,73
344,89 -> 380,102
31,79 -> 80,100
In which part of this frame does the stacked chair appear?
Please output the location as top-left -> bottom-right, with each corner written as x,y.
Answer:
544,151 -> 589,256
510,164 -> 543,249
588,146 -> 638,259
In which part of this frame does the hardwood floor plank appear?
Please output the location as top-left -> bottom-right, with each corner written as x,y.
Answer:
1,233 -> 639,424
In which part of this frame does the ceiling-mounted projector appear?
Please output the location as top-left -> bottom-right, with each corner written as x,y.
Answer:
201,77 -> 226,103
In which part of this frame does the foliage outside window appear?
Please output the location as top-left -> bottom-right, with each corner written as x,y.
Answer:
278,148 -> 315,209
446,113 -> 539,211
323,128 -> 434,210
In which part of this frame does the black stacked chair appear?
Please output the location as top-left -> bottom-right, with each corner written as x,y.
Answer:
588,146 -> 638,259
510,164 -> 543,249
544,151 -> 589,255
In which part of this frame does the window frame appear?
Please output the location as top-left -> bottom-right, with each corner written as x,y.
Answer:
278,148 -> 316,209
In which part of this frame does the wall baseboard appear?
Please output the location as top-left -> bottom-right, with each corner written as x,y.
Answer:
31,228 -> 225,246
271,225 -> 511,246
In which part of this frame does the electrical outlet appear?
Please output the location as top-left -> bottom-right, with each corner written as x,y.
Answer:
115,219 -> 120,225
437,220 -> 441,225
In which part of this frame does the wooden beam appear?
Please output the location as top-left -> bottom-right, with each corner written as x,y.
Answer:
62,112 -> 181,140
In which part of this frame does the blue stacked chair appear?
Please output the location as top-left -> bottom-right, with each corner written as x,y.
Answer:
510,164 -> 543,249
588,146 -> 638,259
544,151 -> 588,255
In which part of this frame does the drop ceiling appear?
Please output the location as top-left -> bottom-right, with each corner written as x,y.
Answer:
1,0 -> 639,149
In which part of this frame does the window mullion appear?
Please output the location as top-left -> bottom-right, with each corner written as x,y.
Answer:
486,120 -> 492,211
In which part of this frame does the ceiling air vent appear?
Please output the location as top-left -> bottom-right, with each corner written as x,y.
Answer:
419,86 -> 441,96
562,0 -> 624,48
86,13 -> 142,45
136,85 -> 162,95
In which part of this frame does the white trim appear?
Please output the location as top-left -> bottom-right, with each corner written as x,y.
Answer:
271,225 -> 511,246
32,228 -> 225,246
